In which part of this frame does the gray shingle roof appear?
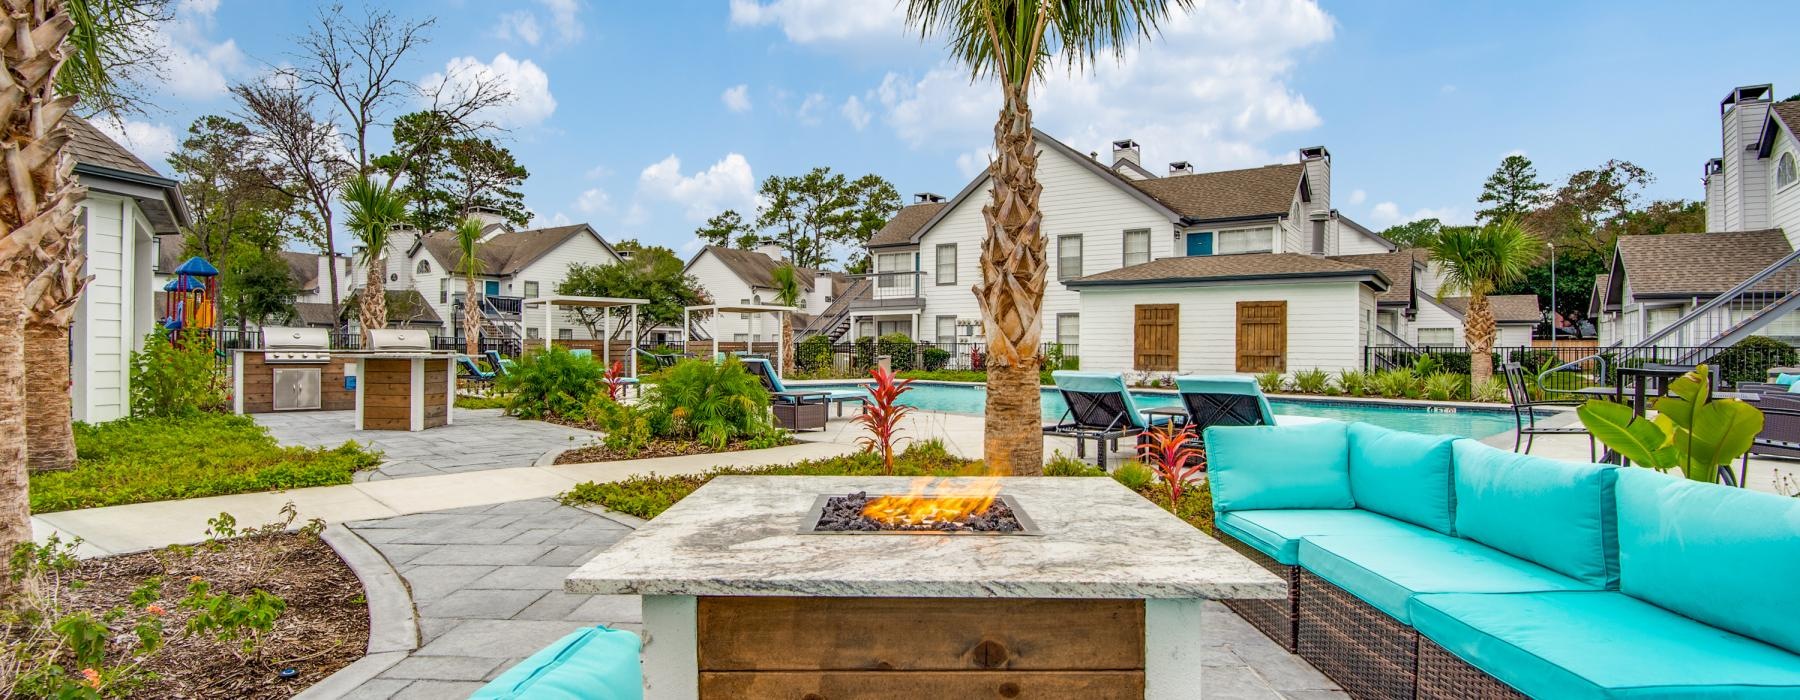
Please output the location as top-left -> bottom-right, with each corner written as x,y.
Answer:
279,251 -> 323,293
1330,250 -> 1419,306
1127,163 -> 1304,222
1614,230 -> 1795,298
698,246 -> 817,292
419,225 -> 595,276
67,116 -> 163,178
868,202 -> 946,248
1067,252 -> 1388,288
1441,294 -> 1541,324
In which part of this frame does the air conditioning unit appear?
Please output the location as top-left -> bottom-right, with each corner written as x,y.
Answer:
272,367 -> 323,411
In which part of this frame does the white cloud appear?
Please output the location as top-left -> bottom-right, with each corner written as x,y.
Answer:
721,84 -> 752,113
728,0 -> 906,44
575,187 -> 614,215
421,53 -> 557,127
1367,202 -> 1465,228
955,147 -> 994,179
637,153 -> 757,220
93,118 -> 177,165
796,92 -> 827,125
840,95 -> 870,130
540,0 -> 585,43
584,164 -> 612,179
496,11 -> 543,45
870,0 -> 1335,173
623,203 -> 650,226
496,0 -> 584,45
1347,189 -> 1367,206
531,210 -> 573,228
152,0 -> 245,99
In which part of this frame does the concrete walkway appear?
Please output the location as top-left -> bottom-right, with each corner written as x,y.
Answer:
254,409 -> 600,480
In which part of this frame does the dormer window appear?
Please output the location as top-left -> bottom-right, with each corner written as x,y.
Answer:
1779,152 -> 1798,190
416,260 -> 430,274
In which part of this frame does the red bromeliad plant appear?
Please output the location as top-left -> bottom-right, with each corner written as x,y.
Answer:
853,367 -> 915,474
1137,424 -> 1204,506
604,360 -> 626,400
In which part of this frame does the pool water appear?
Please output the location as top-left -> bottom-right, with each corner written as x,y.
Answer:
800,381 -> 1522,439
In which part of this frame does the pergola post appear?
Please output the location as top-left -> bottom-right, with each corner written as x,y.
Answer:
711,310 -> 719,361
682,308 -> 690,356
774,309 -> 784,378
629,305 -> 639,377
542,303 -> 553,351
601,306 -> 610,368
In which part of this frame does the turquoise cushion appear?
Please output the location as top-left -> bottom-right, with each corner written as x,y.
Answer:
472,626 -> 643,700
1788,381 -> 1800,394
1452,440 -> 1618,588
1217,508 -> 1428,565
1298,534 -> 1595,623
1410,591 -> 1800,699
1615,468 -> 1800,656
1776,373 -> 1800,386
1346,423 -> 1457,534
1206,420 -> 1353,512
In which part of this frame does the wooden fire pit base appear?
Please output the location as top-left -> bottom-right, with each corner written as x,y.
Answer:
695,596 -> 1145,698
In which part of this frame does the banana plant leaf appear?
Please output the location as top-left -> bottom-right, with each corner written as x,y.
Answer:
1578,399 -> 1674,468
1659,400 -> 1763,482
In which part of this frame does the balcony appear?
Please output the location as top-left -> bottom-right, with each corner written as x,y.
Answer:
850,271 -> 925,311
452,293 -> 525,320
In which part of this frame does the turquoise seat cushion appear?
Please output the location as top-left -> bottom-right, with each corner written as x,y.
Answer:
1776,372 -> 1800,386
1410,591 -> 1800,699
1451,439 -> 1618,588
1615,468 -> 1800,656
1346,423 -> 1456,534
1206,420 -> 1353,512
1216,508 -> 1428,565
472,626 -> 643,700
1298,533 -> 1594,623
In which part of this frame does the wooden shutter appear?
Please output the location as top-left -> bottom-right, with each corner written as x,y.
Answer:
1236,301 -> 1287,373
1134,304 -> 1179,372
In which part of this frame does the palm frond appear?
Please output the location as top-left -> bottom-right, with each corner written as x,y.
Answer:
903,0 -> 1192,86
453,216 -> 486,276
770,264 -> 803,307
342,175 -> 409,263
1427,218 -> 1539,300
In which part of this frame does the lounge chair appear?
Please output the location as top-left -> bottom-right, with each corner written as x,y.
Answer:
456,354 -> 495,381
635,347 -> 679,371
483,350 -> 516,378
570,348 -> 593,359
1169,375 -> 1326,438
740,357 -> 867,416
1500,362 -> 1595,460
1043,371 -> 1171,469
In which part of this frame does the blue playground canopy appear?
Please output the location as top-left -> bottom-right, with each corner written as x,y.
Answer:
173,257 -> 219,277
163,275 -> 207,292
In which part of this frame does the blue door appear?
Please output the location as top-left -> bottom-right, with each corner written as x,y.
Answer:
1185,232 -> 1213,256
484,280 -> 500,296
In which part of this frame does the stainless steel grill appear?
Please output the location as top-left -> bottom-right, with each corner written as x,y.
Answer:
262,326 -> 331,364
366,328 -> 434,352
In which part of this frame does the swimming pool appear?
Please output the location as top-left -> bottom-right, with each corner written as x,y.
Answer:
796,381 -> 1525,439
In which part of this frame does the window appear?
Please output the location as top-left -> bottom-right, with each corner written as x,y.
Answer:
416,260 -> 430,274
1779,152 -> 1798,190
936,244 -> 957,285
1056,313 -> 1079,358
557,328 -> 573,340
734,333 -> 749,343
877,253 -> 910,288
1216,227 -> 1274,255
1123,229 -> 1151,267
526,327 -> 541,340
523,281 -> 540,298
936,316 -> 957,348
1057,234 -> 1083,280
440,278 -> 449,304
877,320 -> 908,337
1416,328 -> 1456,346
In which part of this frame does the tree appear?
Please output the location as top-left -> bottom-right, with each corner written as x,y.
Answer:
903,0 -> 1191,475
233,82 -> 352,310
1496,244 -> 1608,336
221,248 -> 300,328
1379,218 -> 1443,249
1525,159 -> 1652,252
1429,220 -> 1539,387
452,216 -> 485,355
58,0 -> 171,117
1475,155 -> 1549,224
374,110 -> 530,232
695,209 -> 760,249
1611,199 -> 1705,238
770,264 -> 802,375
556,243 -> 711,339
843,174 -> 902,271
341,176 -> 409,340
287,4 -> 431,173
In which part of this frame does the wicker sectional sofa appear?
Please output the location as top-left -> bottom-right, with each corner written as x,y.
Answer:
1205,420 -> 1800,699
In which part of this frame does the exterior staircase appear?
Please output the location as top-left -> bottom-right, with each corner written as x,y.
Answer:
797,278 -> 869,342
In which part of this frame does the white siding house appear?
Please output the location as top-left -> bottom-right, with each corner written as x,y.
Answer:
685,244 -> 842,343
67,117 -> 191,422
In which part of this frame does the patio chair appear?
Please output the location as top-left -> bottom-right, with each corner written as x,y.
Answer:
571,348 -> 593,359
456,354 -> 495,381
1500,362 -> 1595,460
483,350 -> 516,378
740,357 -> 867,416
635,347 -> 679,371
1732,402 -> 1800,488
1043,371 -> 1171,470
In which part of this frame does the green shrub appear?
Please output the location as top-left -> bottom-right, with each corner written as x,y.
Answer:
1411,354 -> 1441,377
897,369 -> 989,383
1254,370 -> 1286,393
1423,372 -> 1468,401
922,346 -> 951,371
796,334 -> 835,371
1427,351 -> 1469,376
1291,368 -> 1331,394
1507,348 -> 1558,374
644,358 -> 772,449
877,333 -> 915,371
1337,370 -> 1369,397
1711,335 -> 1798,387
1472,377 -> 1508,402
1044,451 -> 1104,476
130,329 -> 225,418
1373,368 -> 1420,398
853,336 -> 877,368
454,395 -> 508,410
500,346 -> 606,419
585,396 -> 654,452
31,414 -> 379,513
1110,461 -> 1155,490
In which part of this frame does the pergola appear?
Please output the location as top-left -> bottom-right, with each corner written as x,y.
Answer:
682,303 -> 798,375
523,295 -> 650,375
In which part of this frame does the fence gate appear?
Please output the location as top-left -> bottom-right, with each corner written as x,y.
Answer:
1236,301 -> 1287,373
1134,304 -> 1179,372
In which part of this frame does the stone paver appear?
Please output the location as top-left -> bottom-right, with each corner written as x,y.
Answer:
337,497 -> 1342,698
254,408 -> 598,480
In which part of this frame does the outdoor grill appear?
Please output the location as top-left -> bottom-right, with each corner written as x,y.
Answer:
261,326 -> 331,364
364,328 -> 434,352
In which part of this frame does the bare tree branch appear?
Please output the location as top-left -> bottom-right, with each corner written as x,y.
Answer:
231,80 -> 353,309
283,3 -> 433,172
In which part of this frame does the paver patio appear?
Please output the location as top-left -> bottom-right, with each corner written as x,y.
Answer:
254,408 -> 600,479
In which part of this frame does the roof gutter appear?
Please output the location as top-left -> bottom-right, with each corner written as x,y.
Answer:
1067,269 -> 1390,290
1178,213 -> 1286,227
75,162 -> 192,228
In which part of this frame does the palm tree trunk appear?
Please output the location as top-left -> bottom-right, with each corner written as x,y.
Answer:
24,322 -> 75,472
464,274 -> 480,356
361,258 -> 386,342
1466,293 -> 1497,387
976,81 -> 1047,476
781,314 -> 794,376
0,275 -> 34,594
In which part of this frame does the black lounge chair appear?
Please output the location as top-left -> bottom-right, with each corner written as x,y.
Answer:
1042,371 -> 1170,470
1501,362 -> 1595,460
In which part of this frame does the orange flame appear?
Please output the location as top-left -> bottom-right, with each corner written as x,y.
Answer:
861,477 -> 1003,527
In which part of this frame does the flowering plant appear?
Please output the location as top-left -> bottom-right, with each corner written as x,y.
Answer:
853,367 -> 915,474
1136,423 -> 1204,506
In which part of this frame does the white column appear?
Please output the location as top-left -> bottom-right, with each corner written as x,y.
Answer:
232,351 -> 245,415
1145,598 -> 1206,699
353,357 -> 367,430
409,358 -> 426,431
640,595 -> 698,700
774,311 -> 784,377
682,308 -> 690,356
601,305 -> 611,368
711,309 -> 719,360
629,305 -> 639,376
542,302 -> 553,351
445,358 -> 456,425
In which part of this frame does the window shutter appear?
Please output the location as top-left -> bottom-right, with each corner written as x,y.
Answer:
1134,304 -> 1179,372
1235,301 -> 1288,373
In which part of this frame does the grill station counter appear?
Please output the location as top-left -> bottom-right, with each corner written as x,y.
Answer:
233,327 -> 355,415
233,327 -> 456,432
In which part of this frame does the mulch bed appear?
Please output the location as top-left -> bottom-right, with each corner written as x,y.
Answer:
54,532 -> 369,699
555,436 -> 793,464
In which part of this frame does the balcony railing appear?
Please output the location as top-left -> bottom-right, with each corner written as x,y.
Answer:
851,271 -> 925,310
452,293 -> 525,318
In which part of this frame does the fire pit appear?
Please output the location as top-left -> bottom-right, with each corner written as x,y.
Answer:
566,476 -> 1285,699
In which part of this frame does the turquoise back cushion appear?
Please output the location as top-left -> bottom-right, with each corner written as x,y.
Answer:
1616,468 -> 1800,655
472,626 -> 643,700
1775,372 -> 1800,386
1452,440 -> 1618,588
1206,420 -> 1353,513
1347,423 -> 1457,534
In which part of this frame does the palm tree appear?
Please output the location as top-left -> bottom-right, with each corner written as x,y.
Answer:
342,175 -> 408,342
902,0 -> 1190,475
453,216 -> 485,357
1429,219 -> 1539,388
771,264 -> 802,376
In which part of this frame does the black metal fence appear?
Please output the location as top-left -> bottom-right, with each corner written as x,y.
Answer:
793,337 -> 1078,373
1364,342 -> 1799,390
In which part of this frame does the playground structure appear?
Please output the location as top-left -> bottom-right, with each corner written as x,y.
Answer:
162,257 -> 219,344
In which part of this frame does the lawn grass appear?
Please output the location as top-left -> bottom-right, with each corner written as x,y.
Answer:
561,441 -> 1214,534
30,414 -> 381,513
454,394 -> 510,410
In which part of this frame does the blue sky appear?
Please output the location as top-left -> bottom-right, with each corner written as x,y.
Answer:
102,0 -> 1798,261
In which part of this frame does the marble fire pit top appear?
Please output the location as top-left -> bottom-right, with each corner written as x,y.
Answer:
565,476 -> 1285,600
